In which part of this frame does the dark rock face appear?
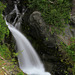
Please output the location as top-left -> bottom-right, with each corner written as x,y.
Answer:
29,11 -> 56,47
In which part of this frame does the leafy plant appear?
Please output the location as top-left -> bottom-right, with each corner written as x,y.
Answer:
60,38 -> 75,74
17,72 -> 25,75
66,38 -> 75,61
0,1 -> 10,59
0,44 -> 11,59
0,2 -> 9,42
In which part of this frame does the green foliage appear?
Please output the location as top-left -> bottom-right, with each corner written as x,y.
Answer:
17,72 -> 25,75
28,0 -> 72,33
0,2 -> 6,13
60,38 -> 75,74
0,1 -> 10,59
57,0 -> 63,3
66,38 -> 75,61
72,64 -> 75,75
66,38 -> 75,74
61,38 -> 75,62
0,2 -> 9,42
13,52 -> 19,57
0,44 -> 11,59
46,37 -> 48,41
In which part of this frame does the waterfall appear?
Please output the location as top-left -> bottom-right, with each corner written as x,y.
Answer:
5,1 -> 51,75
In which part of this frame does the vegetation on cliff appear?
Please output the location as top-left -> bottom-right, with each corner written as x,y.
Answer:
28,0 -> 72,33
0,1 -> 10,59
60,38 -> 75,75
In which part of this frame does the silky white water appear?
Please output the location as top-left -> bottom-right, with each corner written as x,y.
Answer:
5,21 -> 51,75
5,1 -> 51,75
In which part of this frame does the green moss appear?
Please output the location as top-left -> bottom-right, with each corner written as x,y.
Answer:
0,2 -> 9,42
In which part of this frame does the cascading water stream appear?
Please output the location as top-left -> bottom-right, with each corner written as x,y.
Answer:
5,1 -> 51,75
6,23 -> 51,75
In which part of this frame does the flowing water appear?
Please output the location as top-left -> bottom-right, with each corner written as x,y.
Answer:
5,1 -> 51,75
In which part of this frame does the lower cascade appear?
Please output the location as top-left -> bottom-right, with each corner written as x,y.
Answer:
5,19 -> 51,75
